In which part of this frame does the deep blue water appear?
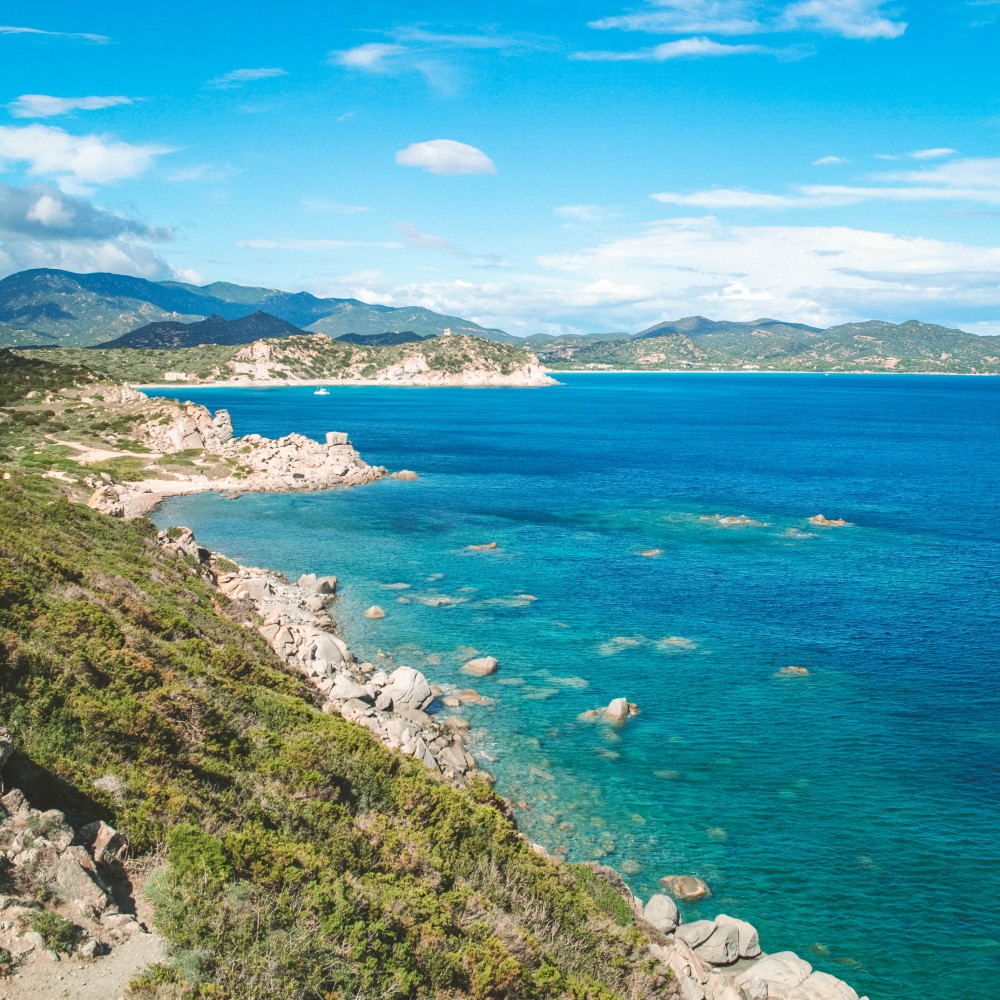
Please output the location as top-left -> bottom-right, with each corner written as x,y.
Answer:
150,374 -> 1000,1000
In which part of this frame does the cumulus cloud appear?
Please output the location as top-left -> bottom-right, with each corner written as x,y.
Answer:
7,95 -> 133,119
0,124 -> 172,193
0,182 -> 168,241
651,156 -> 1000,209
0,182 -> 177,283
209,67 -> 288,88
395,139 -> 495,176
314,216 -> 1000,336
0,25 -> 108,43
572,36 -> 790,60
587,0 -> 906,40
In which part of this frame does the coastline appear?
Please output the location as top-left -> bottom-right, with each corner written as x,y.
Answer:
547,367 -> 999,376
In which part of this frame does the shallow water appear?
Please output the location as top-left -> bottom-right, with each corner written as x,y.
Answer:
151,374 -> 1000,999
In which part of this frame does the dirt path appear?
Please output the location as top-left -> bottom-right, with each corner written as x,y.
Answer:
45,437 -> 163,466
0,932 -> 165,1000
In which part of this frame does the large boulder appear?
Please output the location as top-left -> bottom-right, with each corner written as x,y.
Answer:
329,676 -> 372,702
736,952 -> 813,993
643,893 -> 680,933
714,913 -> 761,959
691,922 -> 740,965
298,573 -> 338,595
675,920 -> 716,950
604,697 -> 631,722
384,666 -> 434,712
462,656 -> 498,677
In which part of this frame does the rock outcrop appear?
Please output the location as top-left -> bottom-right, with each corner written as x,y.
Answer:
0,732 -> 150,974
185,536 -> 487,787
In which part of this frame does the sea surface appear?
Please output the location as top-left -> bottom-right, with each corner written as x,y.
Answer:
150,374 -> 1000,1000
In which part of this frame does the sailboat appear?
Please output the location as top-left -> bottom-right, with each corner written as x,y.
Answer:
313,387 -> 330,395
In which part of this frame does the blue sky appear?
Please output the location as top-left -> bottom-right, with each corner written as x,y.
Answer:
0,1 -> 998,335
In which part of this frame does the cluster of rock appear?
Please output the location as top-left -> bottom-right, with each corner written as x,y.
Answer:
579,867 -> 868,1000
164,532 -> 491,786
87,388 -> 387,518
0,728 -> 148,970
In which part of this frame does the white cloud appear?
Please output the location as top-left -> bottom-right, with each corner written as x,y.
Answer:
587,1 -> 906,40
0,124 -> 172,193
555,204 -> 621,223
312,216 -> 1000,336
908,147 -> 958,160
0,25 -> 108,43
779,0 -> 907,39
0,182 -> 167,240
237,238 -> 400,251
812,155 -> 847,165
0,181 -> 175,284
332,43 -> 407,71
651,156 -> 1000,209
395,139 -> 495,176
209,67 -> 288,88
7,95 -> 133,119
572,36 -> 789,60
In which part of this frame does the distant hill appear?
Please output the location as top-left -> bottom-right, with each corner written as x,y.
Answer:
534,318 -> 1000,374
0,268 -> 515,348
96,311 -> 308,349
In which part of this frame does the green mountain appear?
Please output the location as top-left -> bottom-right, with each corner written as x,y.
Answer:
96,311 -> 309,349
535,318 -> 1000,374
0,269 -> 514,348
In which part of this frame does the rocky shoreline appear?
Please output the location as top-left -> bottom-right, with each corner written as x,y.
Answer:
150,520 -> 870,1000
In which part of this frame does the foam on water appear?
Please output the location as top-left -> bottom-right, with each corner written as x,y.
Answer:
150,374 -> 1000,999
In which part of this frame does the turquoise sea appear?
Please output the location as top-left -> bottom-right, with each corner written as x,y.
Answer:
150,374 -> 1000,1000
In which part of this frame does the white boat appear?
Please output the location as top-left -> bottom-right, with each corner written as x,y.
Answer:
313,387 -> 330,395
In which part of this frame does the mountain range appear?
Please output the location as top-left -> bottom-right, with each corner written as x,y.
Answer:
1,268 -> 998,374
0,268 -> 514,348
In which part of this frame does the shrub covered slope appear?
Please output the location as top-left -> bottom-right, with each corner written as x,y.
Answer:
0,472 -> 671,999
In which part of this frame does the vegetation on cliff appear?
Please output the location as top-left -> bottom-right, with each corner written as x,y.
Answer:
24,332 -> 545,384
0,351 -> 670,997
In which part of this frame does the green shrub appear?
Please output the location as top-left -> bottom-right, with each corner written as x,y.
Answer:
31,910 -> 81,953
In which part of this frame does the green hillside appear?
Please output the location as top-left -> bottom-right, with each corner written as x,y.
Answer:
0,269 -> 513,348
0,357 -> 671,998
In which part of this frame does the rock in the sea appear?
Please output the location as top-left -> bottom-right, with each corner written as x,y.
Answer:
640,548 -> 663,557
391,469 -> 420,480
605,697 -> 630,722
714,914 -> 761,959
298,573 -> 338,595
467,542 -> 498,551
643,893 -> 680,933
808,514 -> 849,527
364,605 -> 386,619
775,665 -> 810,678
383,666 -> 434,712
463,656 -> 498,677
661,874 -> 711,901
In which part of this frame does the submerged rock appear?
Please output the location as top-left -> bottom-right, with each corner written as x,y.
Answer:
775,665 -> 810,678
808,514 -> 850,527
462,656 -> 499,677
661,874 -> 711,901
467,542 -> 498,551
